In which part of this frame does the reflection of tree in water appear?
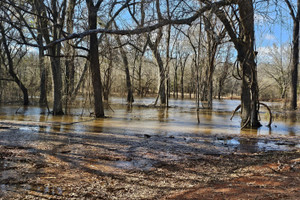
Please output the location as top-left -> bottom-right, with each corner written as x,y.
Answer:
157,108 -> 168,122
287,112 -> 297,136
239,129 -> 259,153
203,110 -> 213,122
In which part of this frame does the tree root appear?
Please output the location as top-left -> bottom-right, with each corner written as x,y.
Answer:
230,104 -> 241,120
230,103 -> 273,127
259,102 -> 273,127
240,116 -> 250,129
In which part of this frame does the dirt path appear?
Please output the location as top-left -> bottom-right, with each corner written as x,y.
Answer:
1,120 -> 300,199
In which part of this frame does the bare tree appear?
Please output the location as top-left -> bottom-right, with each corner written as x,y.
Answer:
114,27 -> 134,104
0,23 -> 29,105
262,44 -> 290,99
64,0 -> 76,113
148,34 -> 167,105
33,0 -> 67,115
102,36 -> 114,101
216,44 -> 232,100
173,57 -> 179,99
85,0 -> 104,117
214,1 -> 262,127
179,53 -> 189,99
202,13 -> 226,108
284,0 -> 300,110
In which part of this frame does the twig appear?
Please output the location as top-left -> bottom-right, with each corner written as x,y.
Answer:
230,104 -> 241,120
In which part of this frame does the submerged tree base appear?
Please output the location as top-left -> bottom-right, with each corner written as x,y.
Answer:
53,111 -> 64,116
231,103 -> 273,129
241,120 -> 262,129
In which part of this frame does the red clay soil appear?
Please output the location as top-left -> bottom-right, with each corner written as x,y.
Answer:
166,157 -> 300,200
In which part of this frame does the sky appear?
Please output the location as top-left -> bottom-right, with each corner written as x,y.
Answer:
254,2 -> 294,64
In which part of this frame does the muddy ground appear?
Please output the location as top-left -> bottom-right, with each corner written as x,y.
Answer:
0,120 -> 300,199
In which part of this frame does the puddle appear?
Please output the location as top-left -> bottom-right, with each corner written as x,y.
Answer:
115,159 -> 155,171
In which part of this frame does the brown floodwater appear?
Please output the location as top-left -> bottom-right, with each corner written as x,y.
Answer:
0,98 -> 299,151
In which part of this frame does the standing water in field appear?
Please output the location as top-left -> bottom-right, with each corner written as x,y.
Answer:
0,98 -> 299,150
1,98 -> 300,137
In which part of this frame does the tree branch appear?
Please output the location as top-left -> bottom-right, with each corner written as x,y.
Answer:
284,0 -> 296,21
45,0 -> 236,48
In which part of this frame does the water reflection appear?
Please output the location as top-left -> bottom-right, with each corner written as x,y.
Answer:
239,129 -> 259,153
1,98 -> 300,152
0,101 -> 299,137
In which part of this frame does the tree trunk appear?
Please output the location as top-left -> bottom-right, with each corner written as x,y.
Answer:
64,0 -> 76,112
215,0 -> 261,128
207,49 -> 215,109
34,0 -> 64,115
86,0 -> 104,118
138,61 -> 142,97
180,55 -> 188,100
148,40 -> 166,105
181,71 -> 184,99
174,64 -> 178,99
115,35 -> 134,103
37,29 -> 47,105
49,0 -> 64,115
49,48 -> 64,115
217,45 -> 231,100
238,1 -> 261,128
290,0 -> 300,110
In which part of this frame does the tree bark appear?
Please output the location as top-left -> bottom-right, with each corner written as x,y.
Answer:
34,0 -> 64,115
289,0 -> 300,110
49,47 -> 64,115
174,64 -> 178,99
181,70 -> 184,99
86,0 -> 104,118
103,38 -> 113,101
148,38 -> 166,105
49,0 -> 65,115
215,0 -> 261,128
115,35 -> 134,103
238,1 -> 261,127
37,27 -> 47,105
64,0 -> 76,112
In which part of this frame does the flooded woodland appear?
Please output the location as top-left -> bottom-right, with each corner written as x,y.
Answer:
1,98 -> 300,199
1,0 -> 300,199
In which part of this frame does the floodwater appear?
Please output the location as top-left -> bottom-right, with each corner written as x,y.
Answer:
1,98 -> 300,145
0,98 -> 300,198
0,98 -> 300,154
